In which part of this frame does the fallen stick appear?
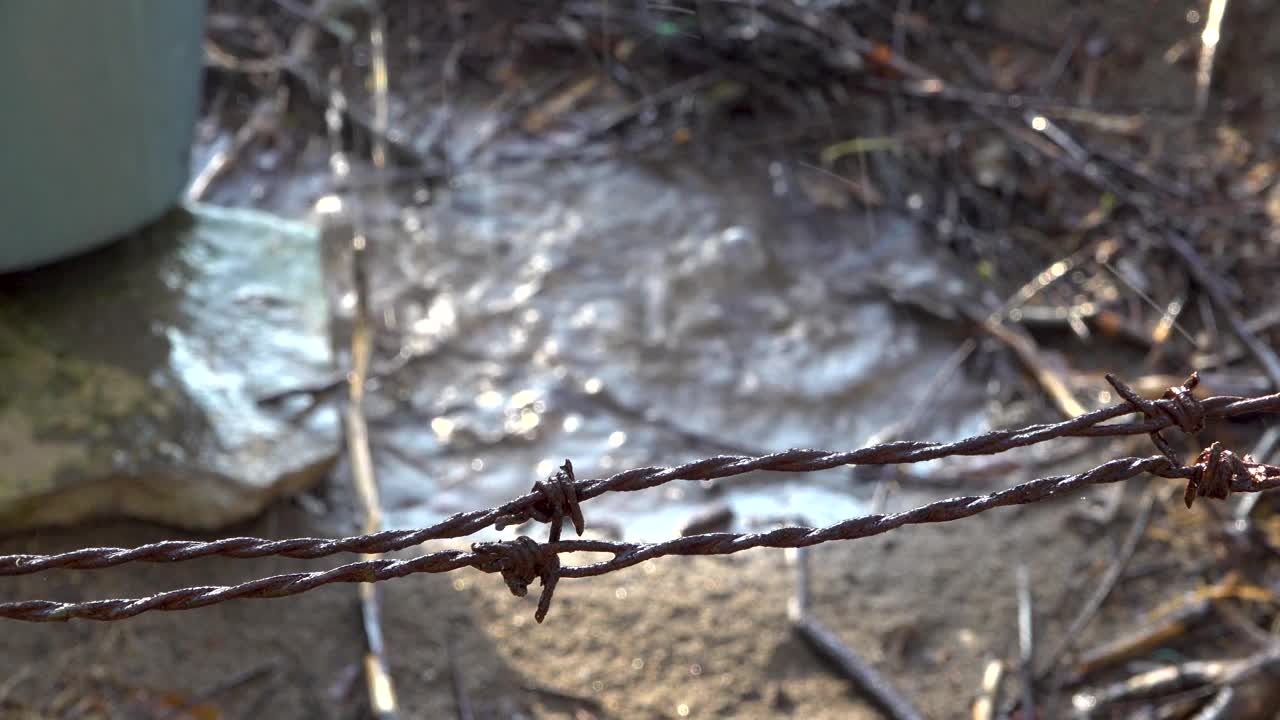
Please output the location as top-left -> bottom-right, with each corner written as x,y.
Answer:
1068,599 -> 1213,683
1037,486 -> 1158,680
1016,564 -> 1036,718
971,659 -> 1004,720
789,547 -> 925,720
1071,647 -> 1280,714
324,11 -> 400,714
447,631 -> 474,720
1166,232 -> 1280,389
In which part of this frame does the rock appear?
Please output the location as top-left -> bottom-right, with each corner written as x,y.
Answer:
679,503 -> 735,537
0,203 -> 339,530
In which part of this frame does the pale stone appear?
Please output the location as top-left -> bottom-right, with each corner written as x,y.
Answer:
0,203 -> 339,530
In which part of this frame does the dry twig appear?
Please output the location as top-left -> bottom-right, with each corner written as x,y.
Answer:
1037,486 -> 1158,679
789,548 -> 924,720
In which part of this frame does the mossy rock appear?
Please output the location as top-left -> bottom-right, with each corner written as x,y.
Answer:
0,203 -> 338,530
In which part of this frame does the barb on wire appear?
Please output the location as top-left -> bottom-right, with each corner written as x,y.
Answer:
3,377 -> 1278,577
3,451 -> 1278,624
494,459 -> 584,543
473,536 -> 561,623
1106,371 -> 1204,464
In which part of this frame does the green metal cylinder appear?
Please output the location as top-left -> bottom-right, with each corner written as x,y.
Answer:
0,0 -> 206,271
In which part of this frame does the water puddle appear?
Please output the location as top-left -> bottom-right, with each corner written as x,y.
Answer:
196,87 -> 996,541
318,157 -> 994,540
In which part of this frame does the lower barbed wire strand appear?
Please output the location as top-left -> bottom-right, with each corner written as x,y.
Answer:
4,455 -> 1278,623
2,389 -> 1278,577
0,550 -> 480,622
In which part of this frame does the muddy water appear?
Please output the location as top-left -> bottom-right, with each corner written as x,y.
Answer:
195,108 -> 993,538
311,155 -> 993,540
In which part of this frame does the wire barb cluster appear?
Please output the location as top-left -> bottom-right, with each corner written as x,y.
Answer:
473,536 -> 561,623
1188,441 -> 1258,508
1105,371 -> 1206,463
3,376 -> 1280,623
494,459 -> 584,543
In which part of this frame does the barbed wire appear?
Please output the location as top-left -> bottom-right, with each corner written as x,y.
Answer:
2,375 -> 1277,577
3,374 -> 1280,623
3,452 -> 1278,623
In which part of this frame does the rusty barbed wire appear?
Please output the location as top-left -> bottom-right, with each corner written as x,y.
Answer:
2,451 -> 1278,623
2,375 -> 1277,577
3,375 -> 1280,623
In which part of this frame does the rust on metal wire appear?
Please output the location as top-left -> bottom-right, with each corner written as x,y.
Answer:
2,379 -> 1277,578
1103,373 -> 1265,507
494,459 -> 584,543
1105,371 -> 1202,463
1187,441 -> 1257,509
472,535 -> 561,622
0,377 -> 1279,623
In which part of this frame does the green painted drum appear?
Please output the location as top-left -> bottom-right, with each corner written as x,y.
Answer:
0,0 -> 206,272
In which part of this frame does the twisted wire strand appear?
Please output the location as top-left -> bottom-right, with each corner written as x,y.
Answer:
0,550 -> 481,622
2,390 -> 1277,577
5,454 -> 1278,623
558,454 -> 1280,578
